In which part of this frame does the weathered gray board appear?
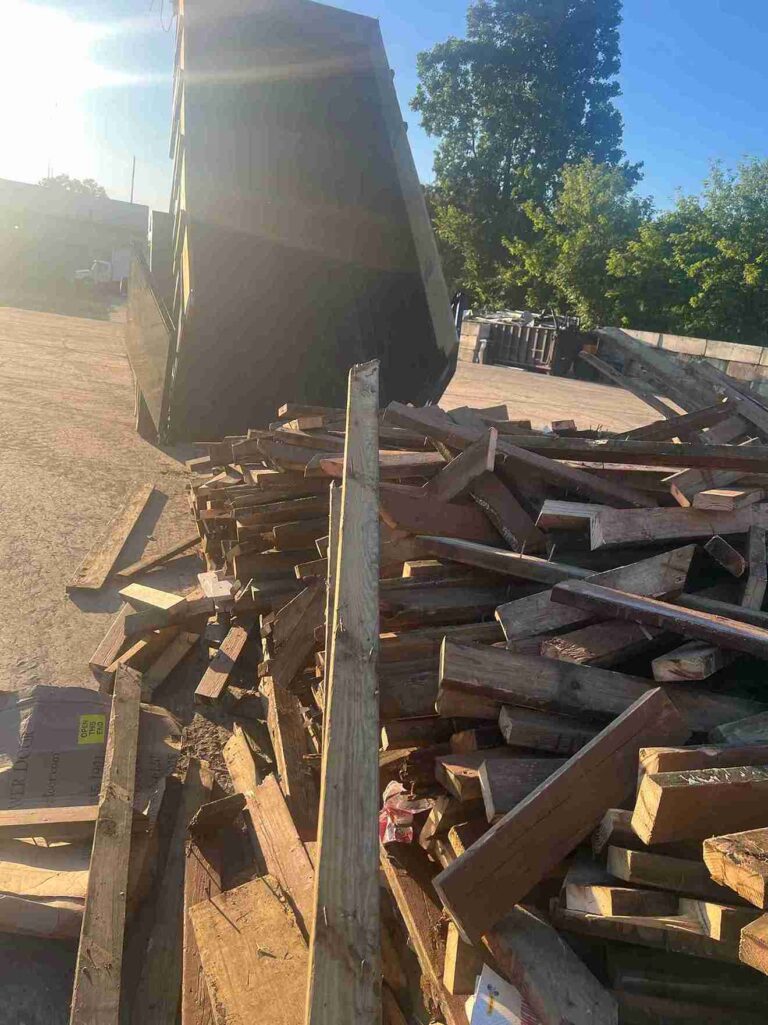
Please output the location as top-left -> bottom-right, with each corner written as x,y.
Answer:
125,250 -> 175,437
144,0 -> 457,441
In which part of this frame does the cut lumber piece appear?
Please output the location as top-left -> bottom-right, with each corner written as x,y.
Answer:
316,448 -> 445,479
498,706 -> 598,755
0,837 -> 89,901
443,921 -> 482,995
0,893 -> 82,939
679,897 -> 761,943
632,765 -> 768,845
262,581 -> 324,690
106,625 -> 180,678
695,488 -> 765,511
739,914 -> 768,974
222,723 -> 262,794
182,828 -> 224,1025
705,535 -> 747,577
439,640 -> 653,721
498,435 -> 768,469
591,810 -> 701,860
679,592 -> 768,629
424,428 -> 497,501
550,580 -> 768,659
536,500 -> 606,531
67,484 -> 155,591
551,904 -> 740,962
433,688 -> 688,941
119,582 -> 186,612
704,829 -> 768,908
380,487 -> 501,544
639,744 -> 768,776
591,505 -> 768,549
246,774 -> 314,936
418,794 -> 485,849
622,403 -> 736,442
306,361 -> 381,1025
564,856 -> 678,917
124,594 -> 214,637
482,905 -> 618,1025
688,359 -> 768,437
189,876 -> 307,1025
140,630 -> 199,700
712,710 -> 768,744
269,517 -> 329,550
381,716 -> 454,750
447,819 -> 489,858
470,471 -> 546,553
479,757 -> 566,821
379,620 -> 503,662
496,545 -> 695,642
417,535 -> 591,584
380,843 -> 469,1025
70,666 -> 142,1025
651,640 -> 735,682
664,443 -> 759,507
317,482 -> 341,721
89,603 -> 131,687
131,759 -> 214,1025
542,620 -> 664,668
742,525 -> 767,608
606,846 -> 742,903
188,794 -> 245,835
579,349 -> 682,419
264,679 -> 318,842
450,724 -> 505,753
435,748 -> 528,802
385,401 -> 655,508
194,622 -> 253,704
116,533 -> 200,580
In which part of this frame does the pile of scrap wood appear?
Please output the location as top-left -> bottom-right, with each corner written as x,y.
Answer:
61,337 -> 768,1023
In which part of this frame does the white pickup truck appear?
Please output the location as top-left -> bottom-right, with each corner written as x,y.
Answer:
75,247 -> 131,292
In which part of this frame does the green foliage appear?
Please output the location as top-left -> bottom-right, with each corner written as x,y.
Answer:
504,158 -> 652,327
38,174 -> 108,199
412,0 -> 638,303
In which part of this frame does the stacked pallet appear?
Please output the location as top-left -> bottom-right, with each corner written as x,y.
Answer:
72,340 -> 768,1024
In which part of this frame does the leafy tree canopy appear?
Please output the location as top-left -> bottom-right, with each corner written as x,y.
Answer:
38,174 -> 108,199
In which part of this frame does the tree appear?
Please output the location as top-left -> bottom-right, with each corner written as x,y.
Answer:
38,174 -> 108,199
412,0 -> 639,305
609,160 -> 768,342
504,158 -> 652,326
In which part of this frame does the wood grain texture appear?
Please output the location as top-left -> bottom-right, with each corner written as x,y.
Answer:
606,846 -> 740,903
264,679 -> 318,842
740,914 -> 768,975
433,688 -> 689,941
194,623 -> 253,704
182,832 -> 224,1025
424,428 -> 497,502
88,603 -> 131,687
305,361 -> 381,1025
417,535 -> 591,584
69,665 -> 142,1025
470,471 -> 546,552
67,484 -> 154,591
704,829 -> 768,909
591,505 -> 768,549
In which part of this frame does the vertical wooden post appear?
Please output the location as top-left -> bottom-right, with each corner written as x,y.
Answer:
305,361 -> 381,1024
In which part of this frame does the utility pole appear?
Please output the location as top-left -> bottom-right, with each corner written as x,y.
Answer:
129,155 -> 136,204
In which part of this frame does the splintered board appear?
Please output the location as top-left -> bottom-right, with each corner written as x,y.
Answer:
67,485 -> 155,591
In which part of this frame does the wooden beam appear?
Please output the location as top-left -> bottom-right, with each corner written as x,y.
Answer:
711,710 -> 768,744
498,706 -> 597,755
694,488 -> 765,511
116,533 -> 200,580
606,846 -> 743,904
550,580 -> 768,659
704,535 -> 747,577
69,665 -> 142,1024
479,757 -> 565,821
651,640 -> 735,682
622,403 -> 735,442
740,914 -> 768,975
140,630 -> 199,700
591,505 -> 768,549
417,535 -> 590,585
742,525 -> 767,609
88,603 -> 131,688
542,620 -> 665,668
443,921 -> 482,996
578,350 -> 680,419
536,500 -> 605,531
182,825 -> 224,1025
194,623 -> 253,704
424,428 -> 497,501
504,437 -> 768,470
496,545 -> 695,642
119,583 -> 186,612
380,486 -> 502,544
470,471 -> 546,552
704,829 -> 768,909
67,484 -> 155,591
385,402 -> 655,509
263,679 -> 319,841
305,361 -> 381,1025
664,439 -> 760,507
639,743 -> 768,776
632,764 -> 768,844
432,688 -> 688,941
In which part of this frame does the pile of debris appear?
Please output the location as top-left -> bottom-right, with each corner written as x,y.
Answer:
22,329 -> 768,1023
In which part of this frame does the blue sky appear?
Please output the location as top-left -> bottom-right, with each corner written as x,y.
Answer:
2,0 -> 767,212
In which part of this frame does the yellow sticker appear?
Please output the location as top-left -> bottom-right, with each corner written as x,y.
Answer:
78,714 -> 106,745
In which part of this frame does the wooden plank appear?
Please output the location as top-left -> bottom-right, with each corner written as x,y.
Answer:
651,640 -> 735,682
712,710 -> 768,744
498,706 -> 598,755
380,843 -> 469,1025
622,403 -> 735,441
69,665 -> 142,1025
131,760 -> 214,1025
141,630 -> 199,700
194,623 -> 253,704
423,427 -> 497,501
88,603 -> 131,688
694,488 -> 765,511
591,505 -> 768,549
385,401 -> 656,508
443,921 -> 482,995
470,471 -> 546,552
435,748 -> 526,802
433,688 -> 688,941
381,716 -> 453,750
316,449 -> 445,479
681,897 -> 763,944
182,830 -> 224,1025
67,484 -> 155,591
482,905 -> 618,1025
740,914 -> 768,975
479,757 -> 565,821
318,482 -> 341,731
564,856 -> 678,917
119,583 -> 186,612
742,525 -> 767,608
607,846 -> 745,903
536,500 -> 606,531
591,809 -> 702,861
632,764 -> 768,845
639,743 -> 768,776
417,535 -> 591,584
507,436 -> 768,470
264,679 -> 318,842
705,535 -> 747,577
664,440 -> 760,507
704,829 -> 768,909
542,620 -> 665,668
380,486 -> 501,544
305,361 -> 381,1025
247,774 -> 315,937
550,580 -> 768,659
116,533 -> 200,580
578,349 -> 682,418
262,581 -> 324,691
189,876 -> 307,1025
496,545 -> 696,642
